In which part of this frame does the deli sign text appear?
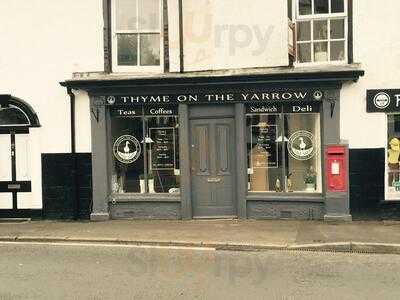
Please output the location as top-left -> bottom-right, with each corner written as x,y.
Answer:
99,89 -> 325,106
367,89 -> 400,113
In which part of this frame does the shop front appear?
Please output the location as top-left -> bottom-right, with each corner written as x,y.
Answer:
367,89 -> 400,205
62,70 -> 362,220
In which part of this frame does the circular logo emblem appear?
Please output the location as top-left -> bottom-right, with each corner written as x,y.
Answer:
287,131 -> 317,161
107,96 -> 116,105
373,92 -> 391,109
113,135 -> 141,164
313,90 -> 324,101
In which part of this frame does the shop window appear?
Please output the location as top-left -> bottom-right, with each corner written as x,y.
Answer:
386,115 -> 400,199
111,107 -> 180,194
112,0 -> 162,72
295,0 -> 347,64
246,106 -> 322,193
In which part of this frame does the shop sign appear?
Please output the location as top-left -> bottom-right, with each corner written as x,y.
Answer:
283,102 -> 320,114
110,108 -> 141,118
99,89 -> 325,106
149,128 -> 176,170
246,102 -> 320,114
367,89 -> 400,113
113,135 -> 141,164
287,130 -> 317,161
144,106 -> 178,116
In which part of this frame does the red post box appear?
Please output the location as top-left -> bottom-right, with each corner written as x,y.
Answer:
325,145 -> 347,192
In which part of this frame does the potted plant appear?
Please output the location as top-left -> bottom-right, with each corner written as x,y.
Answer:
139,174 -> 155,193
148,173 -> 155,193
139,174 -> 146,194
304,167 -> 316,192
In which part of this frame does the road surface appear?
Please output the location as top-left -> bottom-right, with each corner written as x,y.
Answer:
0,242 -> 399,299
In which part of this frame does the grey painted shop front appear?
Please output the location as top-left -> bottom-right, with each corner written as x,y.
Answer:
62,70 -> 363,220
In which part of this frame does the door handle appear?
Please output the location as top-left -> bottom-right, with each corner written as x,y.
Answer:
207,178 -> 221,183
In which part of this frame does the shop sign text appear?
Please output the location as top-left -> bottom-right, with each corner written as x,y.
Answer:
99,90 -> 324,106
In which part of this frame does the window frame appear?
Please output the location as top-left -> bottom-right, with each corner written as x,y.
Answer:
110,107 -> 180,195
245,106 -> 323,195
294,0 -> 348,66
111,0 -> 164,73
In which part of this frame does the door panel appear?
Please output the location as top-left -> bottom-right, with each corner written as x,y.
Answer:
0,193 -> 13,209
191,118 -> 236,217
0,135 -> 12,181
15,134 -> 30,181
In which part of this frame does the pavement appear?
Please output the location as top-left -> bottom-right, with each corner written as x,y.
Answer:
1,219 -> 400,254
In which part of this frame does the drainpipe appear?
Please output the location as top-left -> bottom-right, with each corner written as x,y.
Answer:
178,0 -> 184,73
67,88 -> 79,220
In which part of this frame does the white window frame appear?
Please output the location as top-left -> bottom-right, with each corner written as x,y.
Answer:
294,0 -> 348,66
111,0 -> 164,73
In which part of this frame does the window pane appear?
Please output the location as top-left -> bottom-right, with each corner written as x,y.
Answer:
117,34 -> 138,66
314,0 -> 329,14
297,21 -> 311,41
140,34 -> 160,66
147,115 -> 180,194
314,42 -> 328,62
116,0 -> 137,30
331,0 -> 344,13
247,114 -> 283,192
330,41 -> 345,60
330,19 -> 345,39
313,20 -> 328,40
138,0 -> 160,30
299,0 -> 312,15
387,115 -> 400,195
284,113 -> 322,193
111,117 -> 144,193
298,43 -> 311,63
0,107 -> 30,126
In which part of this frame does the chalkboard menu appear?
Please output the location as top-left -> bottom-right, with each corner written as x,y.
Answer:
149,127 -> 176,170
250,124 -> 278,168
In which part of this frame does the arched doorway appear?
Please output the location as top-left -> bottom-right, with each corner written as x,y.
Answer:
0,94 -> 41,218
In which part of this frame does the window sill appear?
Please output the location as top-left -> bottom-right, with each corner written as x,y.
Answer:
247,193 -> 324,203
293,61 -> 348,68
110,193 -> 181,203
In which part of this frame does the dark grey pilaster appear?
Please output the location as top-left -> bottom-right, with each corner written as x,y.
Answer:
323,89 -> 351,222
90,99 -> 110,221
179,104 -> 192,219
235,103 -> 247,218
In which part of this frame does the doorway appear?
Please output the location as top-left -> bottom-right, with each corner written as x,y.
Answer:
190,117 -> 237,217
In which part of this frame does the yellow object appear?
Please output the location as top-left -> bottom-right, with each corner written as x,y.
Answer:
388,138 -> 400,164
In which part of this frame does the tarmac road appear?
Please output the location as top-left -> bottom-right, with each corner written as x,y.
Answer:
0,242 -> 399,300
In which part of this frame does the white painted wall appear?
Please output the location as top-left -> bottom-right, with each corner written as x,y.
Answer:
341,0 -> 400,149
0,1 -> 101,210
181,0 -> 288,72
0,0 -> 103,153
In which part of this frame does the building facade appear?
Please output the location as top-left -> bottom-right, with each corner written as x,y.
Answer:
0,0 -> 399,220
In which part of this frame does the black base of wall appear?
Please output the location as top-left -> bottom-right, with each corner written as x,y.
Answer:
42,153 -> 92,220
0,210 -> 42,220
349,148 -> 385,220
380,201 -> 400,221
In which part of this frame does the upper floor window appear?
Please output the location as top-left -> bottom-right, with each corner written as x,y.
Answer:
295,0 -> 347,64
112,0 -> 162,72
